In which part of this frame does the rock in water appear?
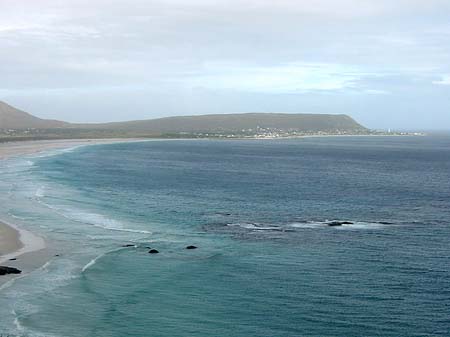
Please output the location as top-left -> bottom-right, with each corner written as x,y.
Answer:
327,221 -> 353,227
0,266 -> 22,275
122,244 -> 135,247
327,221 -> 342,226
148,249 -> 159,254
186,245 -> 197,250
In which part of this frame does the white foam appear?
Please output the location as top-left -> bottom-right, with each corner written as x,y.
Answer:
29,144 -> 85,159
81,257 -> 99,272
227,220 -> 391,231
38,261 -> 51,273
1,158 -> 35,174
0,272 -> 27,292
35,186 -> 46,198
12,306 -> 63,337
82,246 -> 128,272
227,223 -> 281,231
12,309 -> 25,333
338,221 -> 388,229
41,203 -> 152,235
26,139 -> 151,161
289,220 -> 390,230
8,213 -> 28,220
289,222 -> 324,229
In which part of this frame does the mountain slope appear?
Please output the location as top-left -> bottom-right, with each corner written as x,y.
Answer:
80,113 -> 366,133
0,100 -> 367,138
0,101 -> 67,129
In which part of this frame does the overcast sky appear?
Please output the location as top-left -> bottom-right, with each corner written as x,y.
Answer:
1,0 -> 449,129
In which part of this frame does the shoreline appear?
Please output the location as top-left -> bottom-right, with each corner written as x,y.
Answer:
0,138 -> 147,287
0,138 -> 147,160
0,221 -> 23,263
0,134 -> 424,286
0,220 -> 47,287
0,220 -> 46,265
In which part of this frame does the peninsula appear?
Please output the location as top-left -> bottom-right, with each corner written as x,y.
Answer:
0,100 -> 408,142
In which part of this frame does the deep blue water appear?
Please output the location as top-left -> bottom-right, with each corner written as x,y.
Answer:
1,136 -> 450,336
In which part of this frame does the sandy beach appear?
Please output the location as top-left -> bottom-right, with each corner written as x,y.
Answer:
0,219 -> 48,287
0,221 -> 22,259
0,138 -> 143,286
0,138 -> 143,160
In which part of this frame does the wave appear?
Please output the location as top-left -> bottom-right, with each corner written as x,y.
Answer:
12,306 -> 62,337
7,212 -> 29,221
39,202 -> 152,235
289,220 -> 392,229
288,222 -> 323,229
227,223 -> 284,231
12,308 -> 29,336
81,257 -> 99,273
82,246 -> 129,273
0,158 -> 35,175
35,186 -> 46,198
30,145 -> 86,160
225,220 -> 393,232
0,273 -> 27,292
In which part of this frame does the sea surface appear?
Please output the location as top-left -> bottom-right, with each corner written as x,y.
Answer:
1,136 -> 450,336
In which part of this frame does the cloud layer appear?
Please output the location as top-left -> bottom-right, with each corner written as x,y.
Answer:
0,0 -> 449,129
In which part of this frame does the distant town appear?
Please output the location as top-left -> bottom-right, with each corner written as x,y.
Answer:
180,126 -> 425,139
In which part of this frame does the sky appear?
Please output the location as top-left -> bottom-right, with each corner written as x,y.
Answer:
1,0 -> 450,130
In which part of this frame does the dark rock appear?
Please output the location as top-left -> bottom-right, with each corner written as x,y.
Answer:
55,254 -> 60,257
378,221 -> 394,225
122,244 -> 135,247
216,212 -> 231,216
327,221 -> 353,227
327,221 -> 343,226
186,245 -> 197,250
9,258 -> 17,261
148,249 -> 159,254
0,266 -> 22,276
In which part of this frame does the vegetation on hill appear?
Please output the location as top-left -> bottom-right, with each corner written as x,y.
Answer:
1,101 -> 372,141
0,101 -> 67,129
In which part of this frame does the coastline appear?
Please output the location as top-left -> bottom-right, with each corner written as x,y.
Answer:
0,138 -> 146,160
0,134 -> 423,286
0,220 -> 46,265
0,221 -> 23,262
0,138 -> 146,287
0,220 -> 47,287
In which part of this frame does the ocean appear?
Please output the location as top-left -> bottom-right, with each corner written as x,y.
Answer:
1,136 -> 450,336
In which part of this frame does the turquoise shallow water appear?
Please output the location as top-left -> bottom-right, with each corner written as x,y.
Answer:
1,136 -> 450,336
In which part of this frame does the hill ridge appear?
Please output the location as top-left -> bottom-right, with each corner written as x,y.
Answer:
0,101 -> 367,139
78,112 -> 365,133
0,101 -> 67,129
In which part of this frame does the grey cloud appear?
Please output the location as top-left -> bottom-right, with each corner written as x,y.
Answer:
0,0 -> 449,129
